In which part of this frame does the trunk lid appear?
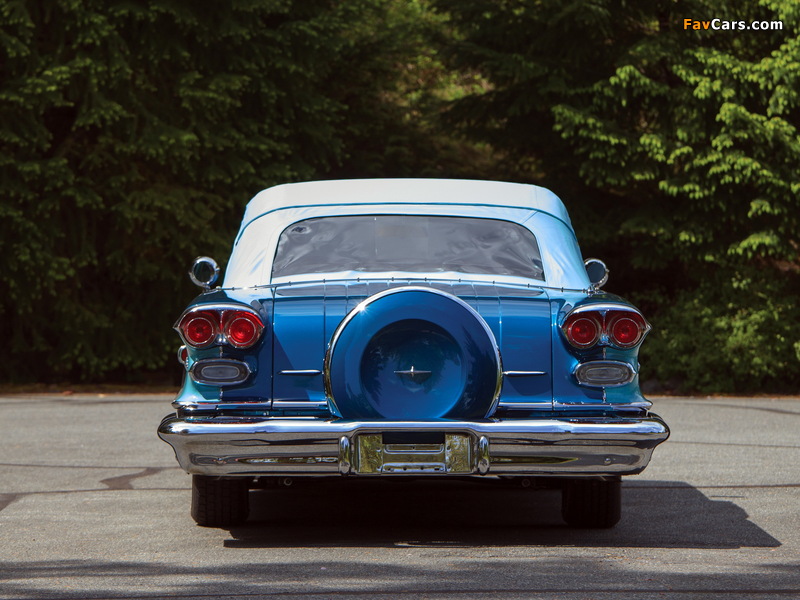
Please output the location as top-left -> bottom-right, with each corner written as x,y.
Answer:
270,280 -> 553,411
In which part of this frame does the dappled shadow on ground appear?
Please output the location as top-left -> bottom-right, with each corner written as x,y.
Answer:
224,478 -> 779,550
3,556 -> 798,600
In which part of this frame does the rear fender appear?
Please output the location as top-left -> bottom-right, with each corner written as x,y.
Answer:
551,293 -> 649,409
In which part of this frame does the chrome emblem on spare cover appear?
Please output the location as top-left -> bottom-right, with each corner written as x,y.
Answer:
394,366 -> 432,384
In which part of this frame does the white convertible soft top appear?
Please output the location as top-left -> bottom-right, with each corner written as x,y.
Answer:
222,179 -> 591,290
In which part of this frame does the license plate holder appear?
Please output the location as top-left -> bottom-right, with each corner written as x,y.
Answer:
354,432 -> 473,474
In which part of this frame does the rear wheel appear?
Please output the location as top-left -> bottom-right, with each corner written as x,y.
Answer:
191,475 -> 250,527
561,477 -> 621,528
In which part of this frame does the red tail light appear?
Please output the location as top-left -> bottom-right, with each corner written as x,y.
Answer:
177,306 -> 264,349
180,311 -> 217,348
223,311 -> 264,349
563,314 -> 601,348
562,307 -> 648,350
607,312 -> 646,348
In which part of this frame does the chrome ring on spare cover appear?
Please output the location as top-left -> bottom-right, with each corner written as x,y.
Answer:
324,286 -> 503,420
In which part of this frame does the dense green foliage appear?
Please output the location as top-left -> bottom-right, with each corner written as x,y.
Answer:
0,0 -> 447,381
434,0 -> 800,393
2,0 -> 798,392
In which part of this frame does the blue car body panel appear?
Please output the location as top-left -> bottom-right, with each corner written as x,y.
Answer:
176,284 -> 643,413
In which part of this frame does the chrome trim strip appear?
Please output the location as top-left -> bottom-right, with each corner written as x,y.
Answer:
158,414 -> 669,477
175,303 -> 262,328
498,401 -> 651,411
552,400 -> 653,410
214,402 -> 273,411
173,399 -> 653,414
271,400 -> 329,410
270,277 -> 550,296
278,370 -> 323,376
568,303 -> 642,315
497,402 -> 555,410
174,401 -> 275,412
227,278 -> 586,295
503,371 -> 547,377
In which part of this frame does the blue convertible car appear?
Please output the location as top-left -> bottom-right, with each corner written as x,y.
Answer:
158,179 -> 669,528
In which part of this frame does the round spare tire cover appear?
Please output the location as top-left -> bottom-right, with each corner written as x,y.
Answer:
325,287 -> 502,420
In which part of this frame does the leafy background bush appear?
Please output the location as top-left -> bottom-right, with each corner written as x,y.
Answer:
1,0 -> 798,393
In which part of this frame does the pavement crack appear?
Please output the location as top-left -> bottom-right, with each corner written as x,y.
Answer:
671,440 -> 800,450
690,402 -> 800,417
0,462 -> 181,470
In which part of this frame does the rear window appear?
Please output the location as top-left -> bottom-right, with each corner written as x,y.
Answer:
272,215 -> 545,280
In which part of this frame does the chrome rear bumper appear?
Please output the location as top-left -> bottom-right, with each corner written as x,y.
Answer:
159,414 -> 669,478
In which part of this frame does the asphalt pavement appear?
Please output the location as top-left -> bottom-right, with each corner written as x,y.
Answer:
1,393 -> 798,599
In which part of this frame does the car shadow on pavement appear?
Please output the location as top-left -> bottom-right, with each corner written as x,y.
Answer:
223,478 -> 780,550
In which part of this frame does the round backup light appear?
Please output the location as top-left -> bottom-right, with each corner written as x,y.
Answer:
565,315 -> 600,348
224,311 -> 264,349
182,313 -> 216,347
609,315 -> 643,348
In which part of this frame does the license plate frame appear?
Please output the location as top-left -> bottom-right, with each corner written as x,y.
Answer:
354,432 -> 474,474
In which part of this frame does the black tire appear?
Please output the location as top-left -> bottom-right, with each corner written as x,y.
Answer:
561,477 -> 621,529
191,475 -> 250,527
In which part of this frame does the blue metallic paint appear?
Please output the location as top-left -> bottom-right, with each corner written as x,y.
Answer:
271,297 -> 327,403
173,282 -> 649,412
493,295 -> 552,407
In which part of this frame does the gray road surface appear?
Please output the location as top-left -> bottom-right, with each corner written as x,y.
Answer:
1,394 -> 799,599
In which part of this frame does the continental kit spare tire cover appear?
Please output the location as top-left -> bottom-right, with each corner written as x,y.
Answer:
324,287 -> 502,420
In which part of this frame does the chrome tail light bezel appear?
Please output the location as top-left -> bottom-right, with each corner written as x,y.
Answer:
606,313 -> 647,349
175,304 -> 265,350
178,310 -> 219,348
561,304 -> 650,351
222,310 -> 265,349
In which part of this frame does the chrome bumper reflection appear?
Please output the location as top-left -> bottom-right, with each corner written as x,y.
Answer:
158,414 -> 669,477
158,415 -> 669,475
